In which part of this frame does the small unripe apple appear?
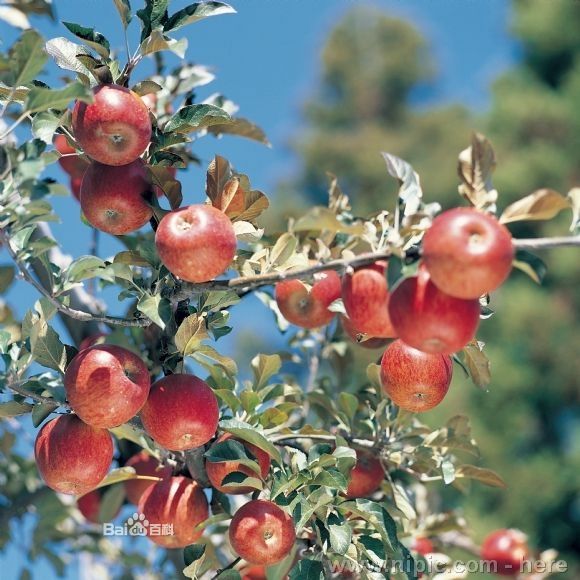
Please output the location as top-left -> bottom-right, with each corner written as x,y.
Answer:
64,345 -> 151,429
77,489 -> 120,524
34,414 -> 113,495
141,374 -> 219,451
422,207 -> 514,299
342,261 -> 397,338
275,271 -> 341,329
380,340 -> 453,412
72,84 -> 151,166
80,159 -> 153,235
155,204 -> 237,283
138,476 -> 209,548
346,450 -> 384,498
388,268 -> 480,354
229,500 -> 296,566
481,529 -> 530,576
340,315 -> 389,349
124,450 -> 172,505
54,134 -> 89,179
206,433 -> 271,495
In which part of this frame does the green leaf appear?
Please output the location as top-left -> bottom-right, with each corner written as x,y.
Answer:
31,402 -> 58,427
0,81 -> 29,102
337,393 -> 358,423
113,0 -> 132,28
164,1 -> 235,32
132,80 -> 163,96
66,255 -> 107,283
98,483 -> 126,522
251,353 -> 281,390
294,207 -> 364,235
0,266 -> 15,294
165,104 -> 231,134
456,464 -> 507,488
175,314 -> 209,355
95,466 -> 163,488
207,117 -> 270,146
213,389 -> 240,412
441,460 -> 456,484
63,22 -> 111,59
204,439 -> 262,474
31,111 -> 61,144
0,401 -> 33,418
29,319 -> 68,374
289,560 -> 324,580
216,571 -> 241,580
513,249 -> 547,284
311,468 -> 348,491
139,28 -> 188,59
25,82 -> 93,113
219,419 -> 282,464
10,30 -> 47,87
329,521 -> 352,556
192,344 -> 237,378
45,37 -> 93,77
137,294 -> 171,329
183,544 -> 206,579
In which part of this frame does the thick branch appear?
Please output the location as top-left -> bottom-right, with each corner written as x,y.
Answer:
512,235 -> 580,250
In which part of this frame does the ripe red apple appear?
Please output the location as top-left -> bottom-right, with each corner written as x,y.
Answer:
411,536 -> 434,556
388,268 -> 480,354
70,176 -> 82,201
141,374 -> 219,451
206,433 -> 271,495
77,489 -> 121,524
342,261 -> 397,338
78,332 -> 107,351
155,204 -> 237,283
64,345 -> 151,429
124,450 -> 172,505
240,564 -> 267,580
138,476 -> 209,548
481,529 -> 530,576
275,271 -> 341,329
422,207 -> 514,299
346,450 -> 384,498
72,84 -> 151,166
340,315 -> 389,349
54,134 -> 89,179
34,414 -> 113,495
380,339 -> 452,413
80,159 -> 153,235
229,500 -> 296,566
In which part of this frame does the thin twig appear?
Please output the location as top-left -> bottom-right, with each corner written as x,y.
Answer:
210,557 -> 241,580
3,379 -> 70,409
270,432 -> 375,449
513,235 -> 580,250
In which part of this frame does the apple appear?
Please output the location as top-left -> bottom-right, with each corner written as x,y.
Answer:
141,374 -> 219,451
155,204 -> 237,283
422,207 -> 514,299
481,529 -> 530,576
70,176 -> 82,201
240,564 -> 268,580
77,489 -> 120,524
411,536 -> 434,556
78,332 -> 107,351
72,84 -> 151,166
34,414 -> 113,495
275,271 -> 341,329
340,315 -> 389,349
124,450 -> 172,505
342,261 -> 397,338
80,159 -> 153,235
229,500 -> 296,566
380,339 -> 453,413
346,450 -> 384,498
388,267 -> 480,354
138,476 -> 209,548
205,433 -> 271,495
141,92 -> 158,111
64,345 -> 151,429
54,134 -> 89,179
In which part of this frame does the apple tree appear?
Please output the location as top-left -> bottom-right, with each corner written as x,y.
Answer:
0,1 -> 578,578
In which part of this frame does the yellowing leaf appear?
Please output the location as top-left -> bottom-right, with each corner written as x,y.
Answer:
175,314 -> 209,355
499,189 -> 570,224
294,207 -> 364,235
462,340 -> 491,390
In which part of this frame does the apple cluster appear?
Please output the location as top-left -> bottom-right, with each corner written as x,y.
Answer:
54,84 -> 237,284
276,207 -> 514,415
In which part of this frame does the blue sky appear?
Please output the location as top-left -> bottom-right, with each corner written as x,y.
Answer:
0,0 -> 518,577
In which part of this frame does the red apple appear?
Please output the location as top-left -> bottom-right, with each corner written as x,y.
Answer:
411,536 -> 434,556
342,261 -> 397,338
206,433 -> 271,495
141,92 -> 158,111
481,529 -> 530,576
72,84 -> 151,166
340,315 -> 389,349
388,268 -> 480,354
124,450 -> 172,505
70,176 -> 83,201
80,159 -> 153,235
240,564 -> 267,580
141,374 -> 219,451
422,207 -> 514,299
275,271 -> 341,329
346,450 -> 384,498
77,489 -> 121,524
155,204 -> 237,283
34,414 -> 113,495
229,500 -> 296,566
54,134 -> 89,179
64,345 -> 151,429
138,475 -> 209,548
78,333 -> 107,351
380,339 -> 452,413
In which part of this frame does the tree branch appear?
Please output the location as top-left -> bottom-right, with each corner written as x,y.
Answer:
513,235 -> 580,250
270,432 -> 375,449
3,379 -> 70,409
